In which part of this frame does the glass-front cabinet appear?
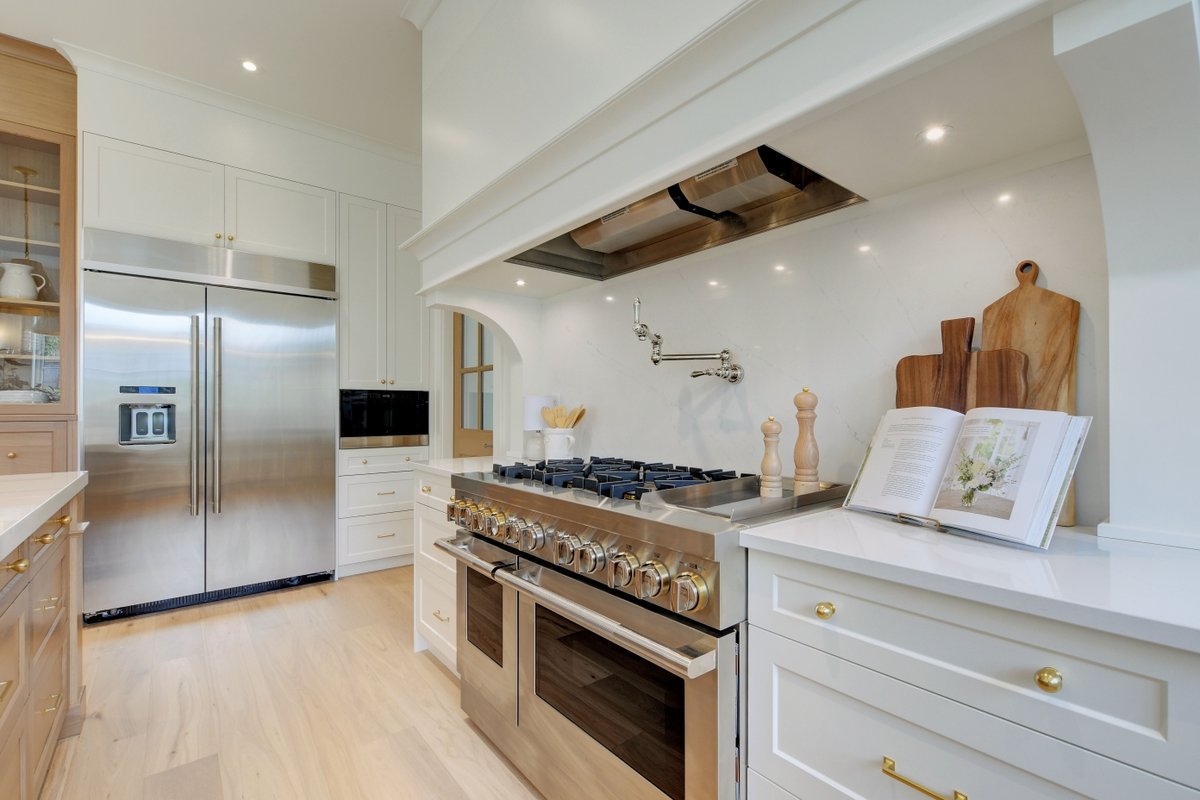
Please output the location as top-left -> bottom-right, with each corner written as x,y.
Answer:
0,121 -> 74,412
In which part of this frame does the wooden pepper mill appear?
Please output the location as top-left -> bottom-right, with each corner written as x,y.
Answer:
760,416 -> 783,498
793,387 -> 820,494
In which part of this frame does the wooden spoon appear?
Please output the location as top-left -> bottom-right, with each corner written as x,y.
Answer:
572,407 -> 586,427
541,407 -> 555,428
564,406 -> 581,428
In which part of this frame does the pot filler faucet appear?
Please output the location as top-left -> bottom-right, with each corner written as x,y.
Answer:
632,297 -> 744,383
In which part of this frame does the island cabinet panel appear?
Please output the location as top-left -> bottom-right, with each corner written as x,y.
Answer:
0,423 -> 68,475
411,466 -> 458,673
0,717 -> 26,800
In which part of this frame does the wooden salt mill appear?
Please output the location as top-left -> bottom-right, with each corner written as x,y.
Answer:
793,387 -> 820,494
760,416 -> 783,498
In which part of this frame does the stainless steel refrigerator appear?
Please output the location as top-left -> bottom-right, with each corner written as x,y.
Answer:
81,230 -> 337,619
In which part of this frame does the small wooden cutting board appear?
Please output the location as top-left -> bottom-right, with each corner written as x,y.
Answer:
896,318 -> 1028,413
982,259 -> 1081,524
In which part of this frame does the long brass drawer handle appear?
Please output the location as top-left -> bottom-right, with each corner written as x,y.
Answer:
882,757 -> 967,800
376,532 -> 396,539
39,692 -> 62,714
0,679 -> 11,703
35,595 -> 61,612
3,558 -> 29,574
432,610 -> 450,623
376,490 -> 397,496
1035,667 -> 1063,693
814,601 -> 836,619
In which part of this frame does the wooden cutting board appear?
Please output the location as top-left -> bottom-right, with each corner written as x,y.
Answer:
896,318 -> 1028,412
982,259 -> 1081,524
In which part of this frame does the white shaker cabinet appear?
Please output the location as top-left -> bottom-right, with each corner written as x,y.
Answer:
335,445 -> 428,577
338,196 -> 425,389
82,134 -> 337,265
411,464 -> 458,673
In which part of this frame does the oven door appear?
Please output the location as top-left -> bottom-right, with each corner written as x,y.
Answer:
439,535 -> 520,745
507,563 -> 740,800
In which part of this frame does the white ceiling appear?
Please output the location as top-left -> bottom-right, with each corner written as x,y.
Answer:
2,0 -> 424,154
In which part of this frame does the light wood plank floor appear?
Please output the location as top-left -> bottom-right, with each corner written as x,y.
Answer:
39,567 -> 544,800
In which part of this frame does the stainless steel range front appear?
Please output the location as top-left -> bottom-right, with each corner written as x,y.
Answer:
436,458 -> 846,800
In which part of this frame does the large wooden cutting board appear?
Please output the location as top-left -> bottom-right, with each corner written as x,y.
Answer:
896,318 -> 1028,412
982,259 -> 1081,524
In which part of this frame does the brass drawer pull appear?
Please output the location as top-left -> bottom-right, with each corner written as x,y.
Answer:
882,757 -> 967,800
34,532 -> 57,545
5,452 -> 15,459
57,515 -> 72,526
0,679 -> 11,703
376,490 -> 396,496
404,456 -> 411,462
432,610 -> 450,623
35,595 -> 61,612
39,692 -> 62,714
421,485 -> 432,494
814,601 -> 836,619
361,459 -> 368,465
3,558 -> 29,574
376,532 -> 396,539
1035,667 -> 1063,693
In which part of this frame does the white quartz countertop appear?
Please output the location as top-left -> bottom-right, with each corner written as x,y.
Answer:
0,471 -> 88,558
411,457 -> 496,478
741,508 -> 1200,654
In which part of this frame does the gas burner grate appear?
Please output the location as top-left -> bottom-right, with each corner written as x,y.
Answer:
492,457 -> 747,499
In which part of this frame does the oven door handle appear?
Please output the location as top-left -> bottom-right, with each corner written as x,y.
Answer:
436,535 -> 517,575
498,568 -> 717,680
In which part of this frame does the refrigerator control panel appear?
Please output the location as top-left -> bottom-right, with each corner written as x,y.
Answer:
119,403 -> 176,445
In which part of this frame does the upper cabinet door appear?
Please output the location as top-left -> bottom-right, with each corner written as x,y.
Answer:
225,167 -> 336,265
83,134 -> 224,245
388,206 -> 426,389
338,194 -> 389,389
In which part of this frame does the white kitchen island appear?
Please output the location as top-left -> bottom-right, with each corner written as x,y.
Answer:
740,508 -> 1200,800
0,470 -> 87,800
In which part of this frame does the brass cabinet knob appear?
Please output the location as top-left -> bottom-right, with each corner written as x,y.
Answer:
34,533 -> 56,545
361,459 -> 368,465
226,234 -> 234,241
3,558 -> 29,574
814,601 -> 837,619
404,456 -> 412,462
379,378 -> 386,385
388,379 -> 395,384
57,515 -> 71,526
215,232 -> 222,240
1035,667 -> 1063,693
5,452 -> 15,459
420,485 -> 432,494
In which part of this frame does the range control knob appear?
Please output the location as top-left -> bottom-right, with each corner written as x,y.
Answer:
454,501 -> 473,528
470,507 -> 489,533
554,533 -> 582,566
611,551 -> 639,587
502,518 -> 524,545
445,501 -> 459,523
484,512 -> 505,538
671,571 -> 710,613
577,542 -> 606,574
634,560 -> 671,599
520,523 -> 546,551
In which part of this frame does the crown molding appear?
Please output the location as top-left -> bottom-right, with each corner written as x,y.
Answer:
55,40 -> 420,165
399,0 -> 443,31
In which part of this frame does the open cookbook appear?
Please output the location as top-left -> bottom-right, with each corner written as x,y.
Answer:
844,406 -> 1091,548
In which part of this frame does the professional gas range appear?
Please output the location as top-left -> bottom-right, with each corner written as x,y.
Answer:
436,456 -> 846,800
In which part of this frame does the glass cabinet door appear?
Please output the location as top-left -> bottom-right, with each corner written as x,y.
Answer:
0,124 -> 73,410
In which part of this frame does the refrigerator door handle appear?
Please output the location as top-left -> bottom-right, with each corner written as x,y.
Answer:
213,316 -> 222,514
190,315 -> 200,516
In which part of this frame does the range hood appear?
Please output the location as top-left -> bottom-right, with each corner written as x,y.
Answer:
508,146 -> 864,280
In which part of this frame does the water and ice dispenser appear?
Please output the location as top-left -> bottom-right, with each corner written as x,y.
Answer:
117,386 -> 177,445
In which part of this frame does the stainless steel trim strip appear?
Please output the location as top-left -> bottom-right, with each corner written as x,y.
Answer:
212,316 -> 222,514
500,566 -> 717,680
190,314 -> 200,517
82,228 -> 337,299
435,535 -> 515,576
339,434 -> 430,449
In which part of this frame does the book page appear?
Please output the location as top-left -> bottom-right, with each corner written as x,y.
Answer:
844,406 -> 964,516
932,407 -> 1071,542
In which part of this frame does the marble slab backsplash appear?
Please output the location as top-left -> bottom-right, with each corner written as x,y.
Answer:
536,155 -> 1109,525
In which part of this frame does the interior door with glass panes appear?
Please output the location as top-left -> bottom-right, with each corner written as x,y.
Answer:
453,313 -> 494,457
0,122 -> 75,413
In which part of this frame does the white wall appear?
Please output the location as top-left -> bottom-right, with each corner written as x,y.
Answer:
420,0 -> 742,223
535,155 -> 1110,525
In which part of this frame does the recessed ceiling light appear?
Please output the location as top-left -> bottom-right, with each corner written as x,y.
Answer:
997,193 -> 1013,204
515,279 -> 526,287
858,244 -> 871,253
707,280 -> 719,287
604,295 -> 614,302
921,124 -> 953,143
242,60 -> 258,72
773,264 -> 786,272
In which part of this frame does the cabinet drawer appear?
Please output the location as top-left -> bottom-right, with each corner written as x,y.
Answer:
339,473 -> 413,517
0,543 -> 27,601
415,503 -> 456,578
413,472 -> 453,509
0,587 -> 28,737
338,446 -> 429,476
27,506 -> 68,566
0,433 -> 55,476
746,769 -> 799,800
27,539 -> 65,664
415,572 -> 456,668
749,627 -> 1197,800
26,621 -> 66,798
749,552 -> 1200,786
338,511 -> 413,565
0,717 -> 25,800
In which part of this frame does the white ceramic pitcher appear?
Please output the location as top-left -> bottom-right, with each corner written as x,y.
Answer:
542,428 -> 576,460
0,262 -> 46,300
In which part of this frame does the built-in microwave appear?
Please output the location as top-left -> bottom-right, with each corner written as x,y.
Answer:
339,389 -> 429,449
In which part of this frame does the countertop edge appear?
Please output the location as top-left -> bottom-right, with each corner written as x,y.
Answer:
0,471 -> 88,558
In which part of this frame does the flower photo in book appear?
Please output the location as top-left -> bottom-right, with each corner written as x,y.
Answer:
933,417 -> 1035,520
